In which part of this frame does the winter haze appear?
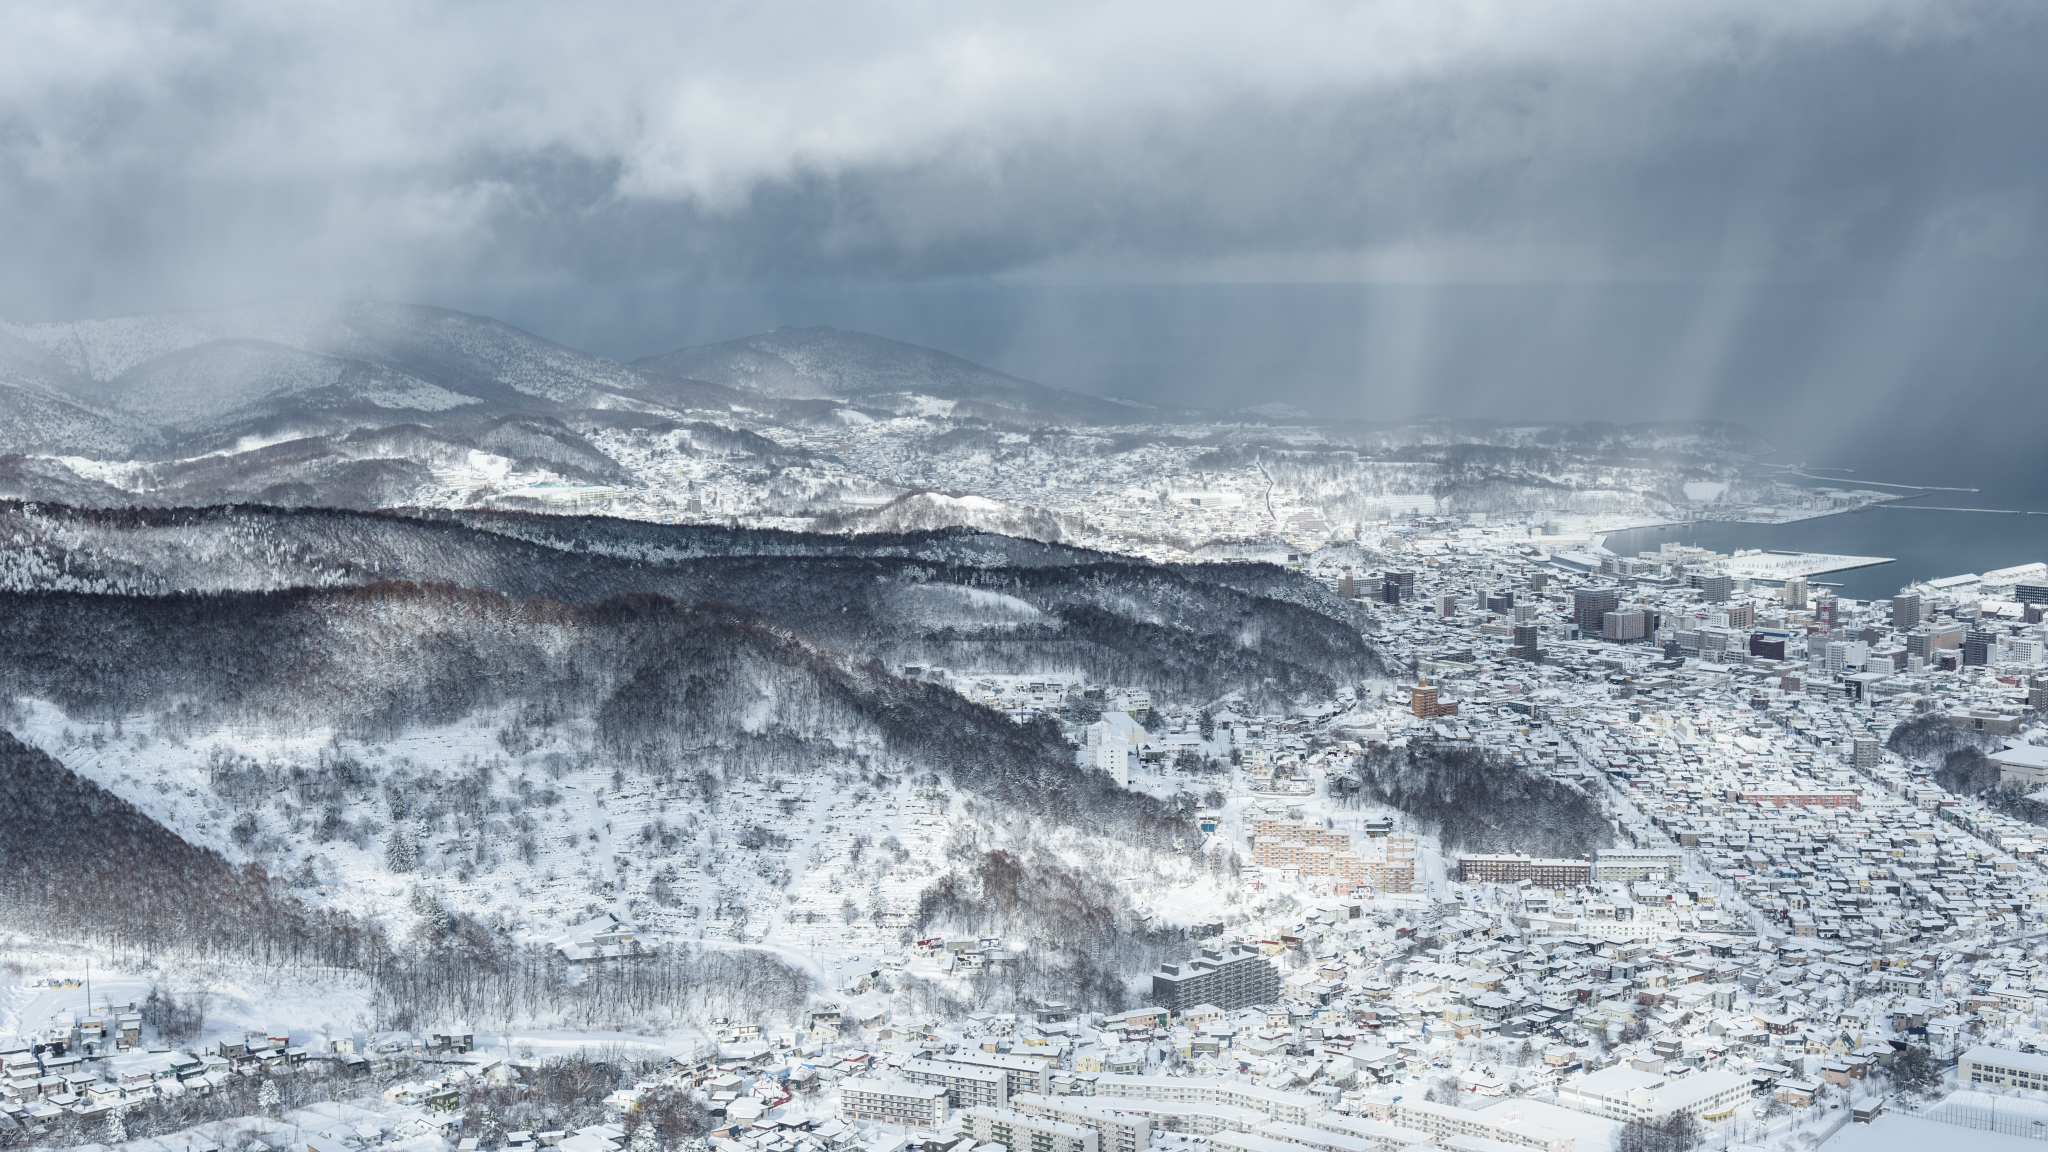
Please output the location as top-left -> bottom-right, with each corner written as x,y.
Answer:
1,4 -> 2044,1150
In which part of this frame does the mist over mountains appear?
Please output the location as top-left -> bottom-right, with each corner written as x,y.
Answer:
636,325 -> 1146,424
0,299 -> 1780,531
0,300 -> 745,458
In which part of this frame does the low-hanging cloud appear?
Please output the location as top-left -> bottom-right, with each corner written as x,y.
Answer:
2,0 -> 2041,319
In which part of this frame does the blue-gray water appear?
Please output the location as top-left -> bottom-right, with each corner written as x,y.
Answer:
1601,472 -> 2048,600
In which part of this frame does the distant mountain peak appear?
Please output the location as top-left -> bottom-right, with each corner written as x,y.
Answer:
634,327 -> 1164,425
0,298 -> 735,459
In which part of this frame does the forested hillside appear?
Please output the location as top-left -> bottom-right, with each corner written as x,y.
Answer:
0,729 -> 818,1033
0,494 -> 1387,1026
0,585 -> 1189,848
1336,741 -> 1616,859
0,501 -> 1386,707
0,729 -> 375,968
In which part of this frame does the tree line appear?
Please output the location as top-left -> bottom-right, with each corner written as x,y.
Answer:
0,498 -> 1383,711
0,583 -> 1196,852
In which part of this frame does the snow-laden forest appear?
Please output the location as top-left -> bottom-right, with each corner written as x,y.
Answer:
0,509 -> 1350,1036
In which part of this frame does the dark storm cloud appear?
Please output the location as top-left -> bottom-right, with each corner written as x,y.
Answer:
4,0 -> 2046,467
5,1 -> 2041,304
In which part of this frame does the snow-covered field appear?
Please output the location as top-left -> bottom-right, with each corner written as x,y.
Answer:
0,945 -> 376,1048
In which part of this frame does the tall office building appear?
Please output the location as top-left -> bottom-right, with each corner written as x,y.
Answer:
1725,603 -> 1755,630
1381,570 -> 1414,605
1965,629 -> 1996,667
1484,592 -> 1516,615
1574,587 -> 1621,634
1892,593 -> 1923,630
1337,571 -> 1355,599
1827,641 -> 1868,674
1784,578 -> 1809,609
1699,574 -> 1733,603
1602,610 -> 1648,641
1511,623 -> 1541,662
2017,582 -> 2048,606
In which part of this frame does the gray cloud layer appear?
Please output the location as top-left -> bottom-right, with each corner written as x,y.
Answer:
3,1 -> 2045,468
6,2 -> 2039,299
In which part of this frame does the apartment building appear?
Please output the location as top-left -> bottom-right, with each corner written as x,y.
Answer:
1305,1115 -> 1437,1152
1455,854 -> 1591,887
1151,946 -> 1281,1013
946,1050 -> 1055,1098
1381,1100 -> 1575,1152
902,1058 -> 1007,1111
961,1107 -> 1098,1152
1011,1094 -> 1150,1152
838,1077 -> 950,1127
1591,849 -> 1685,883
1242,1121 -> 1383,1152
1034,1095 -> 1268,1137
1092,1075 -> 1323,1126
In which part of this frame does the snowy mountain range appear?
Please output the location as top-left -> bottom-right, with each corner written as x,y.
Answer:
0,300 -> 748,456
0,300 -> 1775,529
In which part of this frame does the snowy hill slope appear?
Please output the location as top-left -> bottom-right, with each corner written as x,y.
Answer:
0,328 -> 163,456
0,502 -> 1385,705
810,490 -> 1079,543
0,300 -> 754,461
0,584 -> 1208,1003
635,326 -> 1146,424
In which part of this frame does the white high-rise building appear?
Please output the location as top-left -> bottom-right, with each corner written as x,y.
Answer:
1826,641 -> 1869,674
1085,722 -> 1134,787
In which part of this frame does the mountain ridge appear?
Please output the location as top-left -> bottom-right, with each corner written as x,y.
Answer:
635,325 -> 1169,424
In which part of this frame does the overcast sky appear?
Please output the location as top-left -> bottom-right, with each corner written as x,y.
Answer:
5,0 -> 2045,466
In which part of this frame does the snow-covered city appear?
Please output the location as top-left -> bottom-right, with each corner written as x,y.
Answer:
9,484 -> 2048,1152
7,8 -> 2048,1152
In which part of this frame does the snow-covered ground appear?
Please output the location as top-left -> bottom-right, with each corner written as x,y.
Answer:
4,687 -> 1274,1028
0,945 -> 377,1049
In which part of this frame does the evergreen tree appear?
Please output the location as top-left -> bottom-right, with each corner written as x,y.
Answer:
385,828 -> 417,873
101,1110 -> 126,1146
408,884 -> 450,930
631,1119 -> 661,1152
258,1077 -> 281,1112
